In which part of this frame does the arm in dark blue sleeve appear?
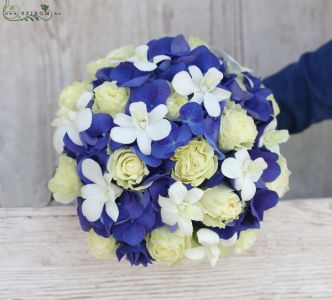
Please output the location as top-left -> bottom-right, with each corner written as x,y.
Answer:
263,40 -> 332,134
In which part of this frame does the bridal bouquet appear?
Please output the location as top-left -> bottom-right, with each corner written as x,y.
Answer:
49,35 -> 290,266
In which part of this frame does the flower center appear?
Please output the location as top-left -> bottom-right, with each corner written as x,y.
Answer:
178,203 -> 187,212
200,84 -> 210,93
139,120 -> 148,129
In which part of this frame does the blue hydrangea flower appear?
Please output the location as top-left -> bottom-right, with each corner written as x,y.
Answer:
112,191 -> 156,246
151,123 -> 192,159
179,102 -> 206,136
116,241 -> 153,267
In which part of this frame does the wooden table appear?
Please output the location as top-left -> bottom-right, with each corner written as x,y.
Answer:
0,199 -> 331,299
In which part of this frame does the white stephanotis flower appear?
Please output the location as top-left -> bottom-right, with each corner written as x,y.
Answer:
110,101 -> 171,155
158,181 -> 204,236
51,92 -> 93,153
221,149 -> 268,201
127,45 -> 170,71
81,158 -> 123,222
185,228 -> 237,266
259,118 -> 289,154
172,66 -> 231,117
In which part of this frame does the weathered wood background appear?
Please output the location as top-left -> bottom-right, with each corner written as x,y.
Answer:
0,0 -> 332,207
0,198 -> 331,299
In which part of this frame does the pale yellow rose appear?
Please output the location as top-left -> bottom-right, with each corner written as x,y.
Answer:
107,148 -> 149,189
171,137 -> 218,187
234,229 -> 259,254
86,58 -> 110,79
58,81 -> 92,111
105,45 -> 135,67
218,102 -> 258,152
199,185 -> 244,228
48,155 -> 81,204
266,155 -> 291,198
188,36 -> 208,49
93,81 -> 129,117
86,229 -> 117,260
166,91 -> 188,120
146,227 -> 191,265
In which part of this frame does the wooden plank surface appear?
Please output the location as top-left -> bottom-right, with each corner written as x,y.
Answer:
1,0 -> 332,207
0,198 -> 331,299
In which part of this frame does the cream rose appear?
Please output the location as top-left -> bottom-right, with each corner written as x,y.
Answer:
171,137 -> 218,186
199,185 -> 243,228
188,35 -> 208,49
218,102 -> 258,152
86,229 -> 117,260
234,229 -> 258,254
48,155 -> 81,204
166,91 -> 188,120
86,58 -> 110,79
107,148 -> 149,189
266,155 -> 291,198
146,227 -> 191,265
58,81 -> 92,110
93,81 -> 129,117
105,45 -> 135,66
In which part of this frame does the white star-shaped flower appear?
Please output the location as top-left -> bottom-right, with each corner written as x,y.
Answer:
172,66 -> 231,117
127,45 -> 170,71
158,181 -> 204,236
221,149 -> 268,201
81,158 -> 123,222
51,92 -> 93,153
186,229 -> 237,266
259,118 -> 289,154
110,101 -> 171,155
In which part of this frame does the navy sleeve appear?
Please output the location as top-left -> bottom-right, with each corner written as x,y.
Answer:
263,40 -> 332,134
